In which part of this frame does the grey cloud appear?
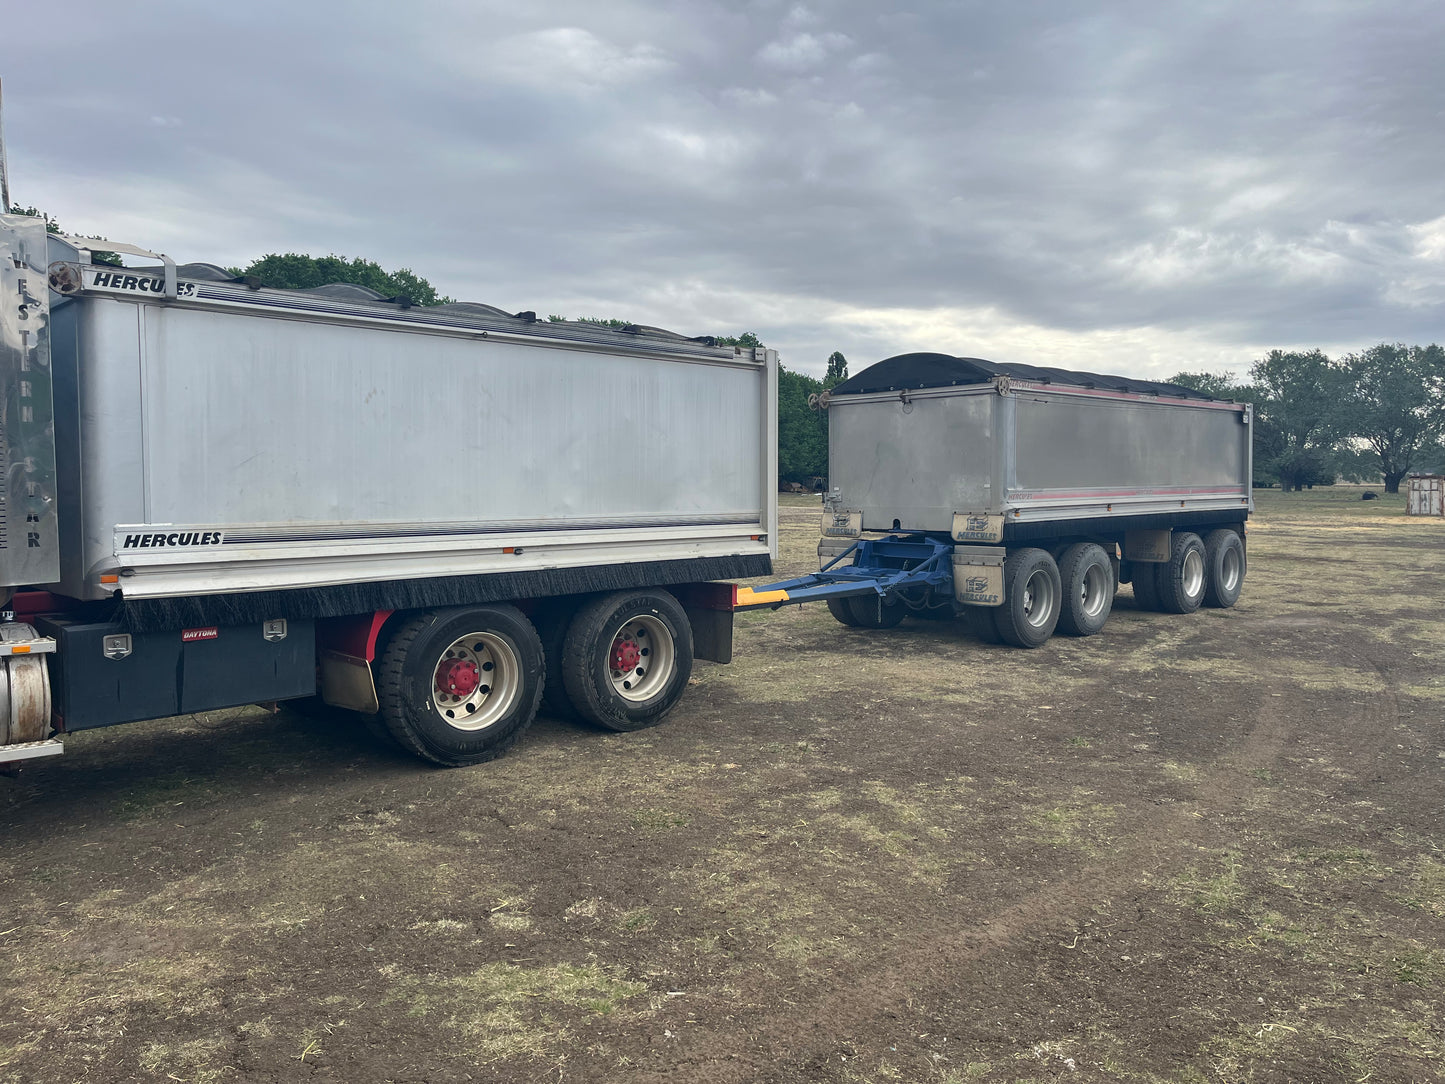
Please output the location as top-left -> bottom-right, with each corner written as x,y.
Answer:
10,0 -> 1445,376
756,30 -> 853,70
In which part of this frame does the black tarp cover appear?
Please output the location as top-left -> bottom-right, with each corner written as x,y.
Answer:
830,352 -> 1217,400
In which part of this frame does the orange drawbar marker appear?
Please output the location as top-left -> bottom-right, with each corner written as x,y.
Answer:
735,587 -> 789,608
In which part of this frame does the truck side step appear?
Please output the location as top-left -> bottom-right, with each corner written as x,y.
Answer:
0,738 -> 64,765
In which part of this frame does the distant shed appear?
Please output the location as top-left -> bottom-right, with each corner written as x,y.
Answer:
1406,475 -> 1444,517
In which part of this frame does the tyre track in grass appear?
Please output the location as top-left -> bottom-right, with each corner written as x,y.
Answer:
625,678 -> 1299,1084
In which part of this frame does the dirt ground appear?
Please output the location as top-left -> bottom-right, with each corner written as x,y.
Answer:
2,489 -> 1442,1084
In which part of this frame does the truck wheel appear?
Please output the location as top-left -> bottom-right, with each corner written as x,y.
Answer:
533,597 -> 583,719
826,598 -> 863,627
562,590 -> 694,732
376,606 -> 544,766
992,548 -> 1062,648
1203,529 -> 1245,608
1057,543 -> 1114,636
1155,531 -> 1207,614
845,593 -> 907,628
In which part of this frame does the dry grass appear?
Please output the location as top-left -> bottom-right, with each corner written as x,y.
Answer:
1,485 -> 1441,1081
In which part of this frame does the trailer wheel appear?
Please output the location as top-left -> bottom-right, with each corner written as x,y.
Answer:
826,598 -> 864,627
1202,529 -> 1245,608
562,590 -> 694,732
1155,532 -> 1207,614
376,606 -> 544,766
992,548 -> 1062,648
1130,565 -> 1162,610
1057,543 -> 1114,636
913,604 -> 957,622
963,605 -> 1003,644
845,593 -> 907,629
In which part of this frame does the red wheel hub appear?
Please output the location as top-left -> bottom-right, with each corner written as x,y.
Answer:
436,657 -> 481,698
610,634 -> 642,674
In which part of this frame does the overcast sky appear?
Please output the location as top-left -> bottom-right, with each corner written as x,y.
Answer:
9,1 -> 1445,379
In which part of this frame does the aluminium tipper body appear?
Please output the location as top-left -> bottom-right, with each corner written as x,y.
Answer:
3,218 -> 777,604
824,353 -> 1253,536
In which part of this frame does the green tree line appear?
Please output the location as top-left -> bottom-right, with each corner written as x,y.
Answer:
231,253 -> 453,306
1171,344 -> 1445,492
6,206 -> 122,264
715,336 -> 847,487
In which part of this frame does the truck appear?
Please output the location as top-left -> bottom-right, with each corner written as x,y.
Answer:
0,212 -> 777,768
737,352 -> 1251,644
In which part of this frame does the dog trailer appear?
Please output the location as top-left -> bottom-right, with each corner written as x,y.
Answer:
738,353 -> 1251,647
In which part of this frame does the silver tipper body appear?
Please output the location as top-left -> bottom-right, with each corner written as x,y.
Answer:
2,217 -> 779,601
827,378 -> 1252,533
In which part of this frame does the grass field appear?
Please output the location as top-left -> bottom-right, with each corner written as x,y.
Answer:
1,487 -> 1442,1083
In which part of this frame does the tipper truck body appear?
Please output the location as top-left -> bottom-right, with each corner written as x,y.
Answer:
738,353 -> 1252,646
0,213 -> 777,766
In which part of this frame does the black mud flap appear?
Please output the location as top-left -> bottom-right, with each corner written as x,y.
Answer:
669,582 -> 735,664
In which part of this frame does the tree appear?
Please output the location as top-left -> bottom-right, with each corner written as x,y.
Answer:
1168,370 -> 1248,400
777,366 -> 828,484
1248,349 -> 1351,491
1416,438 -> 1445,475
824,351 -> 848,387
545,315 -> 634,328
713,332 -> 829,485
7,205 -> 122,265
236,253 -> 452,305
1341,343 -> 1445,493
716,332 -> 763,349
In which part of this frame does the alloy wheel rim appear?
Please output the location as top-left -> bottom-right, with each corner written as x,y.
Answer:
431,631 -> 520,730
607,615 -> 675,702
1022,569 -> 1057,629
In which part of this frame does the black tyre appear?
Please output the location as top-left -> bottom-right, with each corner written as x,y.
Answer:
992,548 -> 1062,648
1155,531 -> 1207,614
533,597 -> 583,719
375,605 -> 544,766
562,589 -> 695,732
1130,563 -> 1163,611
845,593 -> 907,629
963,605 -> 1004,643
826,598 -> 864,627
1203,529 -> 1245,608
912,603 -> 957,622
1057,542 -> 1115,637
